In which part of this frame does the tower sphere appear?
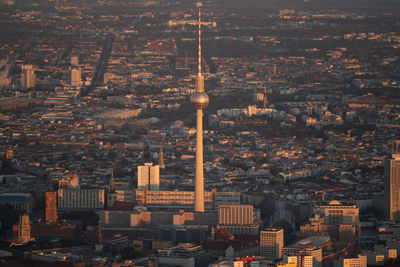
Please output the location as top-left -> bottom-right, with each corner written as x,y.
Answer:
190,91 -> 209,109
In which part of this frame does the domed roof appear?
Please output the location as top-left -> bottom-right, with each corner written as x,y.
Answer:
190,91 -> 209,109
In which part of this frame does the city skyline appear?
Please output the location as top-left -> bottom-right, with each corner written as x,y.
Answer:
0,0 -> 400,266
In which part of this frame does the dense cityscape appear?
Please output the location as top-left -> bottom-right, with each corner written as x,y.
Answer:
0,0 -> 400,266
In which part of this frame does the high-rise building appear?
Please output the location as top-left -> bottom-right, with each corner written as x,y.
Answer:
260,228 -> 284,261
137,163 -> 160,191
71,67 -> 82,87
190,2 -> 209,213
21,65 -> 35,89
159,147 -> 165,169
45,191 -> 58,223
385,153 -> 400,221
109,169 -> 116,192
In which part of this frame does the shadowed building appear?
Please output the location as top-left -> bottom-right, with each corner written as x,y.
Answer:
45,191 -> 58,223
260,228 -> 284,261
385,153 -> 400,221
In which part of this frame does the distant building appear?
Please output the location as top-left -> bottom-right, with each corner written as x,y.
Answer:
0,193 -> 33,213
71,68 -> 82,87
159,147 -> 165,169
260,228 -> 284,261
333,254 -> 366,267
21,65 -> 35,89
134,190 -> 240,211
218,205 -> 253,225
217,204 -> 261,235
45,191 -> 58,223
31,221 -> 82,241
59,174 -> 79,189
384,153 -> 400,221
58,189 -> 105,210
137,163 -> 160,191
283,240 -> 325,267
70,56 -> 79,66
12,214 -> 34,245
312,200 -> 360,241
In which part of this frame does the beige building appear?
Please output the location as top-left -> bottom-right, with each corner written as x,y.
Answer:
260,228 -> 284,261
217,204 -> 261,235
70,68 -> 82,87
218,204 -> 253,225
137,163 -> 160,191
334,254 -> 366,267
14,214 -> 34,244
312,200 -> 360,241
21,65 -> 35,89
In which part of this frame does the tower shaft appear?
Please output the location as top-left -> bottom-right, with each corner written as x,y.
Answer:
191,2 -> 208,213
195,109 -> 205,212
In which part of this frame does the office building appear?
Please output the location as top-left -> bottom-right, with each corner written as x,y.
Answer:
21,65 -> 35,89
71,67 -> 82,87
137,163 -> 160,191
313,200 -> 359,225
385,153 -> 400,221
334,254 -> 366,267
0,193 -> 33,213
45,191 -> 58,223
57,188 -> 105,210
217,204 -> 261,235
260,228 -> 284,261
283,246 -> 323,267
134,190 -> 240,211
218,204 -> 253,225
159,147 -> 165,169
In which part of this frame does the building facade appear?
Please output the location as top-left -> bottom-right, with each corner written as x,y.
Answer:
57,189 -> 105,210
21,65 -> 35,89
260,228 -> 284,261
385,153 -> 400,221
137,163 -> 160,191
45,191 -> 58,223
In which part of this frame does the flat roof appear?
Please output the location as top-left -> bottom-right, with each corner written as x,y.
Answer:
291,236 -> 331,248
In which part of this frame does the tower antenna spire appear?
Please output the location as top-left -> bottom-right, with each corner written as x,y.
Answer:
197,2 -> 202,78
196,2 -> 204,92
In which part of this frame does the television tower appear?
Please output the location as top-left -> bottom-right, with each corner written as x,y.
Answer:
190,2 -> 209,213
